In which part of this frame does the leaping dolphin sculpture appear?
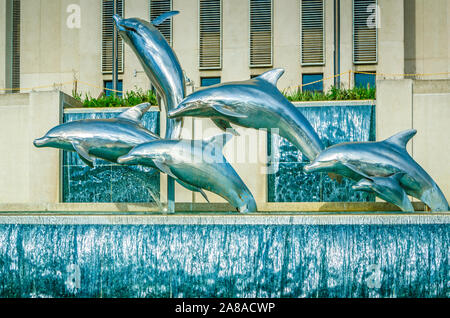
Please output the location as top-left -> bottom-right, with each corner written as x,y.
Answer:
304,129 -> 449,212
113,12 -> 184,139
33,103 -> 159,167
352,173 -> 414,212
117,134 -> 257,213
168,69 -> 324,161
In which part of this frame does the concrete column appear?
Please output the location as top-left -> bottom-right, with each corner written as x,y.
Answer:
412,80 -> 450,201
273,0 -> 300,89
376,79 -> 413,152
0,91 -> 62,203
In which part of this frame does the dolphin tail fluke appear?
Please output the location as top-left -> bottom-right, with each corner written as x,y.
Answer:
152,11 -> 180,26
421,187 -> 449,212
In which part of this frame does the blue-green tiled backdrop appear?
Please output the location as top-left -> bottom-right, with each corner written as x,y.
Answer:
63,105 -> 375,203
62,110 -> 160,203
268,105 -> 376,202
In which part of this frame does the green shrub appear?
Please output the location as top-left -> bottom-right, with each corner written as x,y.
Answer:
283,85 -> 376,102
72,88 -> 158,108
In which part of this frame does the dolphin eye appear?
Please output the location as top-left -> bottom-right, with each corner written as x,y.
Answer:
123,25 -> 137,32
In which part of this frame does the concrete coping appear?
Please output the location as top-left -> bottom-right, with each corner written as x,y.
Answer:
62,100 -> 376,113
292,100 -> 375,107
64,106 -> 160,113
0,202 -> 432,213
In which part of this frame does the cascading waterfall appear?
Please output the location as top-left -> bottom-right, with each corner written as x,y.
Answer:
0,216 -> 448,298
268,104 -> 376,202
62,110 -> 160,203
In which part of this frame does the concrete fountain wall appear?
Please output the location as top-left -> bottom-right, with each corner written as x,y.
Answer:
0,214 -> 448,298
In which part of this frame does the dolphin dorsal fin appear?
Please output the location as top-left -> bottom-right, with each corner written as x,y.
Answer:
205,133 -> 233,149
255,68 -> 285,86
384,129 -> 417,148
117,103 -> 151,123
152,11 -> 179,26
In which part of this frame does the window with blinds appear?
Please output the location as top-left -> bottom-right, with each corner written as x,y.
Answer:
12,0 -> 20,91
102,0 -> 124,74
199,0 -> 222,70
301,0 -> 324,65
249,0 -> 272,67
353,0 -> 377,64
150,0 -> 173,45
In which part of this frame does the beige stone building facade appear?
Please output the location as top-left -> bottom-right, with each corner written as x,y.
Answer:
0,0 -> 448,208
1,0 -> 449,96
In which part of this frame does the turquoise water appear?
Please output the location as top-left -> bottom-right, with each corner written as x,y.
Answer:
62,111 -> 160,203
0,221 -> 447,298
268,105 -> 376,202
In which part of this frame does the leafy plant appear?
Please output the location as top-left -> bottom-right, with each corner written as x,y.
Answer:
72,88 -> 158,108
283,85 -> 376,102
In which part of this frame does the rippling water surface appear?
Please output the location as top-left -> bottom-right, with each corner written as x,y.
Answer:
0,221 -> 447,298
62,110 -> 160,203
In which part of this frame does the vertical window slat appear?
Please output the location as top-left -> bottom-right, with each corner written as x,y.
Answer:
102,0 -> 124,74
199,0 -> 222,70
301,0 -> 324,65
353,0 -> 377,64
150,0 -> 173,46
12,0 -> 20,91
249,0 -> 272,67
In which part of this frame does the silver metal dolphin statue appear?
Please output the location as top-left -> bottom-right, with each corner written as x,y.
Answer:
113,12 -> 184,139
33,103 -> 159,167
117,134 -> 257,213
168,69 -> 324,161
304,129 -> 449,212
352,173 -> 414,212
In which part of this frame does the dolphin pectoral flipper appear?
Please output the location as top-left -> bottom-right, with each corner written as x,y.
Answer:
152,11 -> 180,26
341,162 -> 371,180
212,104 -> 247,119
176,180 -> 210,203
71,141 -> 94,168
153,159 -> 178,180
212,118 -> 240,136
117,102 -> 151,123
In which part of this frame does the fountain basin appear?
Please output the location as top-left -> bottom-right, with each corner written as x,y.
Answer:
0,211 -> 448,298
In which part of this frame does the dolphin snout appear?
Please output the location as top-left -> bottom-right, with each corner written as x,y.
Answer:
117,154 -> 136,164
113,14 -> 122,27
168,107 -> 183,119
304,162 -> 320,173
352,179 -> 372,191
33,137 -> 48,148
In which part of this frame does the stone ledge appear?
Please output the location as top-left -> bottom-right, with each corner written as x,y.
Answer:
0,201 -> 431,213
